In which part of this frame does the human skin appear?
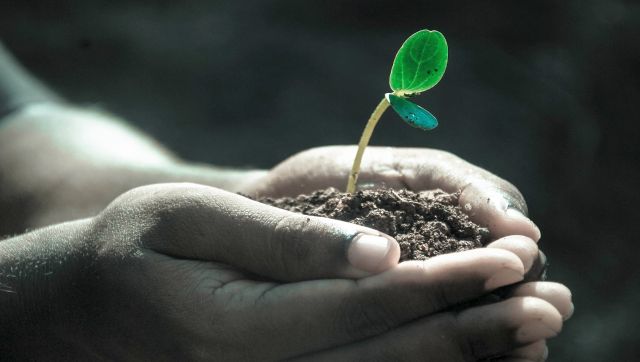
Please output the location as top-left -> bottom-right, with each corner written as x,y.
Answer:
0,44 -> 572,360
0,104 -> 572,361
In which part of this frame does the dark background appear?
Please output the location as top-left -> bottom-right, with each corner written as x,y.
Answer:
1,0 -> 638,360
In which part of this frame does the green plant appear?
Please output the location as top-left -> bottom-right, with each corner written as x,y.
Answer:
346,29 -> 448,193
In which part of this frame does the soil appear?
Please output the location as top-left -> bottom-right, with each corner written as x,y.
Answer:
258,188 -> 490,261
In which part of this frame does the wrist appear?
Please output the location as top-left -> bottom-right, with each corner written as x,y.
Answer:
171,161 -> 268,193
0,218 -> 96,352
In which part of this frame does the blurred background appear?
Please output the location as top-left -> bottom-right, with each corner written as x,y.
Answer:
1,0 -> 638,360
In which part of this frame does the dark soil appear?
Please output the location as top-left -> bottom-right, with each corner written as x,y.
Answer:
258,188 -> 490,261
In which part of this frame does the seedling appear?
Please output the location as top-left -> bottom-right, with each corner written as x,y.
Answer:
346,29 -> 448,193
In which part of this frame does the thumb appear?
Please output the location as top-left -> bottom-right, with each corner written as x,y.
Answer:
459,181 -> 541,241
138,183 -> 400,281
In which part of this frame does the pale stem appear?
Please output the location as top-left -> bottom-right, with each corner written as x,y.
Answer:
346,97 -> 390,193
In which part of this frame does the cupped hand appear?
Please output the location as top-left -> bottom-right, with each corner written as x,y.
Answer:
241,146 -> 541,242
237,145 -> 571,360
297,235 -> 572,361
4,183 -> 570,360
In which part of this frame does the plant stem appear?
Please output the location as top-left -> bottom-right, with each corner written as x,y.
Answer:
346,96 -> 390,193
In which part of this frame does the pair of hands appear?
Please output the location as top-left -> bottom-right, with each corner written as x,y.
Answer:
1,144 -> 572,361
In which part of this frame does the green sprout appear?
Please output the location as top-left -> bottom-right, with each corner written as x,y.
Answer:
346,29 -> 448,193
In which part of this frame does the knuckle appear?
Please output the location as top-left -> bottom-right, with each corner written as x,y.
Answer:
427,148 -> 460,161
413,148 -> 467,168
289,145 -> 337,161
424,281 -> 458,312
404,264 -> 463,312
95,183 -> 209,252
338,293 -> 397,340
462,179 -> 528,216
271,214 -> 313,277
493,180 -> 528,215
438,314 -> 477,362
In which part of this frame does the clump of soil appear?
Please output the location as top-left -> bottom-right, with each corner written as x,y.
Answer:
258,188 -> 490,261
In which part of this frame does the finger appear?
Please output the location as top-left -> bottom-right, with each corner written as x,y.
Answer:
527,250 -> 548,281
459,182 -> 541,241
487,236 -> 538,274
366,147 -> 539,241
193,248 -> 525,359
107,183 -> 400,281
361,147 -> 540,241
296,296 -> 562,361
486,235 -> 546,281
510,282 -> 574,321
455,297 -> 562,357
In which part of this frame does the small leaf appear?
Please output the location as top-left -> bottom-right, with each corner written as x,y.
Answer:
389,30 -> 448,96
386,93 -> 438,130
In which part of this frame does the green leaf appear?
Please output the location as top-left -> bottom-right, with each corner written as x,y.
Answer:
386,93 -> 438,130
389,29 -> 448,96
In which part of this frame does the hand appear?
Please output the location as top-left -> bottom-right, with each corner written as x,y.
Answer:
1,183 -> 571,360
241,145 -> 572,360
242,145 -> 541,241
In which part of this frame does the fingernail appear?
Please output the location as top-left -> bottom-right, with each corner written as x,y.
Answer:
488,194 -> 509,212
348,234 -> 393,274
525,250 -> 548,282
542,345 -> 549,360
506,208 -> 542,241
565,302 -> 575,321
485,268 -> 524,290
515,321 -> 559,344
